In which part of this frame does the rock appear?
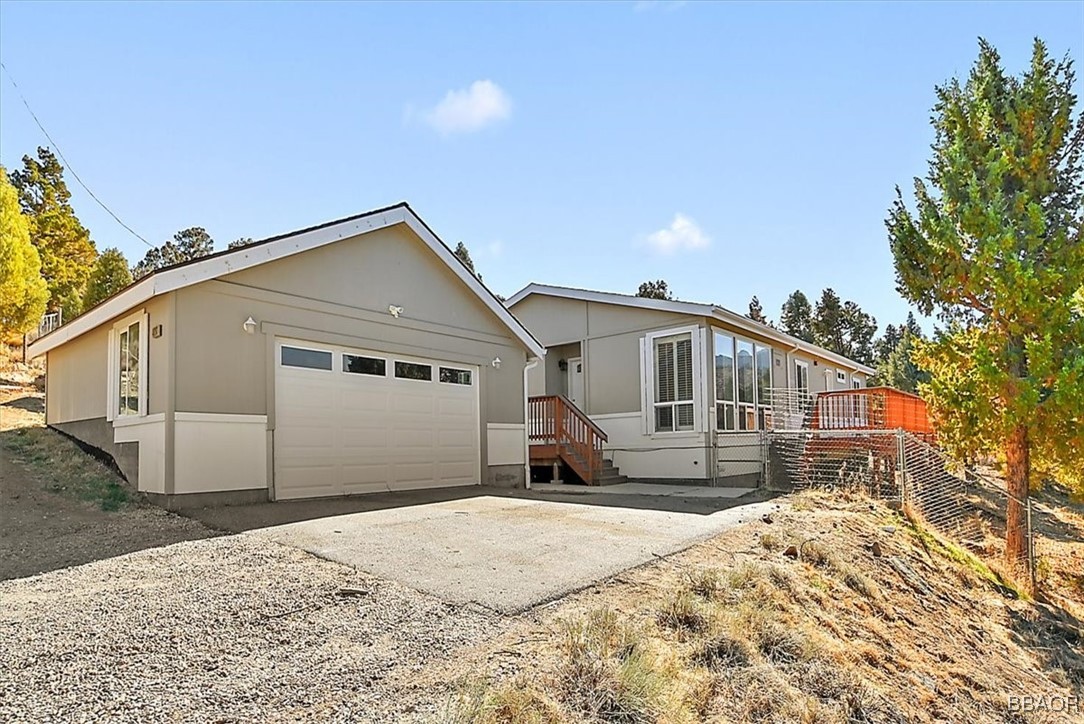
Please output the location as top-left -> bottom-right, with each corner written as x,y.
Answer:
871,541 -> 883,557
761,514 -> 774,524
881,525 -> 897,534
783,545 -> 799,559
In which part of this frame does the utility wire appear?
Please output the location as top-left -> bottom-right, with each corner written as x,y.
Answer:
1,61 -> 154,248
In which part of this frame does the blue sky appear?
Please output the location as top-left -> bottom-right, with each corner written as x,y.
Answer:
1,1 -> 1081,332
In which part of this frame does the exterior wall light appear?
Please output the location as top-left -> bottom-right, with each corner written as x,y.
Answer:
242,317 -> 257,334
492,356 -> 501,369
388,305 -> 404,318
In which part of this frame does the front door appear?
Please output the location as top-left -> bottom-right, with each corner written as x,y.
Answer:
567,357 -> 585,408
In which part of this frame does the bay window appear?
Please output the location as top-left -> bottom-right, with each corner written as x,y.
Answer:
653,334 -> 694,432
714,331 -> 772,432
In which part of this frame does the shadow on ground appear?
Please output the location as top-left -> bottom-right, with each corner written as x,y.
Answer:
1,395 -> 44,413
180,485 -> 778,533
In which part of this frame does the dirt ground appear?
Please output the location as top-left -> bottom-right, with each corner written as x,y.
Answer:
0,386 -> 218,581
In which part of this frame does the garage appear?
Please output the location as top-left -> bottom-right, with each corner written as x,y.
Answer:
273,338 -> 480,500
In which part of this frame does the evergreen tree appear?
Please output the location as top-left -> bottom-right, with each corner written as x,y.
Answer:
8,147 -> 96,316
747,295 -> 768,324
636,279 -> 673,300
779,290 -> 814,342
132,227 -> 214,279
84,248 -> 132,308
228,237 -> 254,249
452,241 -> 481,280
887,38 -> 1084,574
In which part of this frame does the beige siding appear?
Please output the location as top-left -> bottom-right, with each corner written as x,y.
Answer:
173,224 -> 527,424
585,333 -> 642,415
510,295 -> 588,344
46,295 -> 172,424
543,342 -> 581,397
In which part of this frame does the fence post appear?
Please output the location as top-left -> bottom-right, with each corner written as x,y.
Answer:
1027,499 -> 1037,593
896,429 -> 907,507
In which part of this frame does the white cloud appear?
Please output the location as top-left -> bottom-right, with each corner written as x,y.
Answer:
644,213 -> 711,254
487,240 -> 505,257
423,80 -> 512,135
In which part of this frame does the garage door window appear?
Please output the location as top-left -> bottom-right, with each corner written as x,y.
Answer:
281,346 -> 332,370
343,354 -> 386,376
439,367 -> 472,385
395,361 -> 432,381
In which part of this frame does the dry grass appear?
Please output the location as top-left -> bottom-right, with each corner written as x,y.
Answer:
434,489 -> 1083,723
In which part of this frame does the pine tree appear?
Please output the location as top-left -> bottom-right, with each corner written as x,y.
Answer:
636,280 -> 673,300
132,227 -> 215,279
779,290 -> 814,342
887,38 -> 1084,575
8,147 -> 96,316
747,295 -> 768,324
84,248 -> 133,309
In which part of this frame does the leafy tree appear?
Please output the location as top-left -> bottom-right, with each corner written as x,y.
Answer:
886,39 -> 1084,573
228,237 -> 254,250
0,169 -> 48,335
747,295 -> 768,324
779,290 -> 814,342
83,248 -> 132,308
636,279 -> 673,300
8,147 -> 96,315
132,227 -> 214,279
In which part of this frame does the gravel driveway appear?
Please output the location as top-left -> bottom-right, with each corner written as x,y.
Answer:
0,536 -> 501,723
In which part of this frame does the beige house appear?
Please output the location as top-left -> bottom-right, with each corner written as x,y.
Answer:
506,284 -> 875,486
29,204 -> 544,506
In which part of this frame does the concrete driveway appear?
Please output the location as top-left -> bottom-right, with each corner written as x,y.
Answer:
246,494 -> 777,613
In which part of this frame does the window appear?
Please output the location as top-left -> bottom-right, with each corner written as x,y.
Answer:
714,333 -> 736,431
654,335 -> 694,432
439,367 -> 472,385
714,331 -> 772,432
794,360 -> 809,393
281,346 -> 332,370
837,370 -> 847,384
343,354 -> 386,376
117,321 -> 141,416
853,378 -> 862,389
395,361 -> 432,381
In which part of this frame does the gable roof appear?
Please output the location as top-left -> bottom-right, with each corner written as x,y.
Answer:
506,283 -> 875,375
29,204 -> 545,359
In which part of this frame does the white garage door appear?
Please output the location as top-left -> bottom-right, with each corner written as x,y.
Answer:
273,339 -> 480,500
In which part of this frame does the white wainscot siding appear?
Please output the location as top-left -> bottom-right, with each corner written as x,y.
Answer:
487,423 -> 526,466
174,413 -> 268,494
714,432 -> 762,479
113,414 -> 167,494
593,412 -> 710,480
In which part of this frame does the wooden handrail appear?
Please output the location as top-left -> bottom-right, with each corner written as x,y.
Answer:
527,395 -> 607,484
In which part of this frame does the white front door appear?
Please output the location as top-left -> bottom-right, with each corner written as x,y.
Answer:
273,338 -> 480,500
567,357 -> 585,408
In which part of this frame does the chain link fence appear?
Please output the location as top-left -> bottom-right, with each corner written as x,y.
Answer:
764,386 -> 1045,588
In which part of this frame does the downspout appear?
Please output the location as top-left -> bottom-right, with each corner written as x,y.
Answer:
523,356 -> 541,490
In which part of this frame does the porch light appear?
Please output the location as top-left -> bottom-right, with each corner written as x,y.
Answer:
242,317 -> 257,334
492,356 -> 501,369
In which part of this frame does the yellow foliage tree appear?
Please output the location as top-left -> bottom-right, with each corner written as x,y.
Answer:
0,169 -> 49,336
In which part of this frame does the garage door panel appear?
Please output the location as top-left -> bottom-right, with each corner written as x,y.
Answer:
274,339 -> 481,500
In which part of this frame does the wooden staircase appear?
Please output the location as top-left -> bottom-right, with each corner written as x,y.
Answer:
527,395 -> 621,485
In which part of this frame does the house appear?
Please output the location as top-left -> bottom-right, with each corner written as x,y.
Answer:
29,204 -> 544,506
505,284 -> 876,487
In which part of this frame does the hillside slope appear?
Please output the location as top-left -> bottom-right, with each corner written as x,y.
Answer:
421,491 -> 1082,723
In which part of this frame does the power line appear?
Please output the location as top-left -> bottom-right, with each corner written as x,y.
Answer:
1,61 -> 154,249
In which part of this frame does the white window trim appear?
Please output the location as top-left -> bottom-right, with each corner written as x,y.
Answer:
836,370 -> 847,384
106,310 -> 149,422
278,342 -> 336,373
393,359 -> 434,383
794,359 -> 810,393
641,325 -> 704,437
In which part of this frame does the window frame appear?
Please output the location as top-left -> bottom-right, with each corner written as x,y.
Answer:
641,325 -> 704,436
279,344 -> 335,372
394,360 -> 433,382
438,366 -> 473,386
794,359 -> 810,394
107,310 -> 149,421
342,353 -> 387,377
852,377 -> 862,389
713,328 -> 773,433
836,370 -> 847,384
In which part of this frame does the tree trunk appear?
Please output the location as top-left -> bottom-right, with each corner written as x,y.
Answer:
1003,424 -> 1031,575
